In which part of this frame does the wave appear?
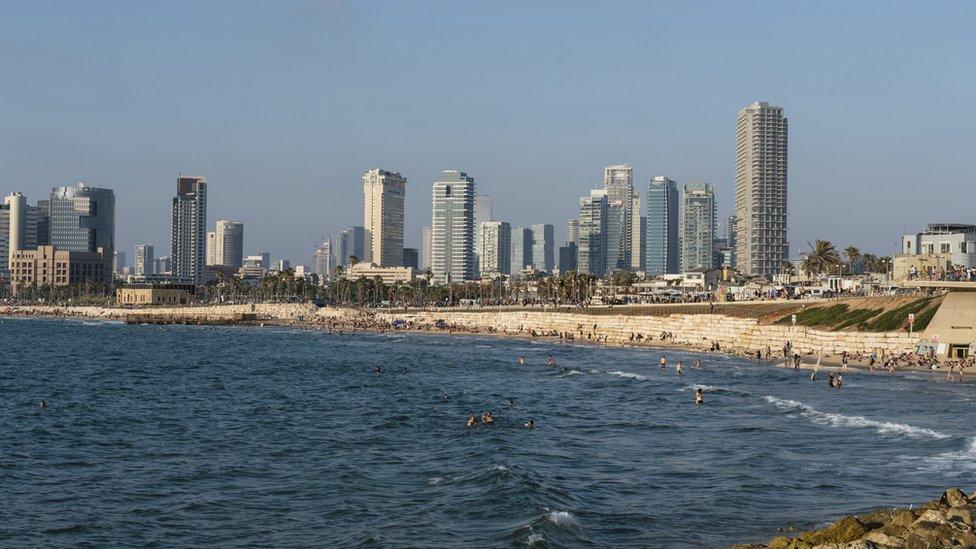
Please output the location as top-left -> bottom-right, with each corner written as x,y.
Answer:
681,384 -> 728,393
921,437 -> 976,473
763,396 -> 950,440
546,510 -> 577,527
607,371 -> 647,381
561,369 -> 582,376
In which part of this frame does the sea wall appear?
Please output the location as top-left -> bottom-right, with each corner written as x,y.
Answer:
0,303 -> 339,321
376,309 -> 919,355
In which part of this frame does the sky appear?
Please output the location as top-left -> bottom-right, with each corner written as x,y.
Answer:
1,0 -> 974,266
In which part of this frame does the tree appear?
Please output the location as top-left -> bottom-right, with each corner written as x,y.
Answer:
844,246 -> 861,274
803,240 -> 841,276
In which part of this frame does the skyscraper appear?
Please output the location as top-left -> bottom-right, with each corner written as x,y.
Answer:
314,240 -> 336,283
49,184 -> 115,257
645,176 -> 679,276
558,243 -> 578,274
171,175 -> 207,284
735,101 -> 788,277
603,164 -> 633,270
480,220 -> 511,278
473,195 -> 493,274
726,214 -> 738,268
510,227 -> 532,276
604,201 -> 626,273
135,244 -> 154,276
363,168 -> 406,267
208,220 -> 244,268
530,223 -> 554,273
682,181 -> 716,272
631,193 -> 644,271
402,248 -> 419,270
421,226 -> 432,271
566,219 -> 579,245
113,251 -> 126,274
430,170 -> 476,284
338,226 -> 366,267
578,189 -> 608,277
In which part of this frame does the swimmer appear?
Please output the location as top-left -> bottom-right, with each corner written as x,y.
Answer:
467,414 -> 478,427
518,355 -> 526,366
482,411 -> 495,425
695,388 -> 704,405
660,356 -> 667,369
694,359 -> 702,369
836,374 -> 843,388
524,419 -> 534,429
506,398 -> 515,406
39,400 -> 47,409
373,367 -> 382,374
547,355 -> 556,366
827,373 -> 836,388
676,362 -> 684,376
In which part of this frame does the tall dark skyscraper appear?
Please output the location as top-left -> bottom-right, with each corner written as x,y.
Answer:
171,175 -> 207,284
48,184 -> 116,258
645,176 -> 679,275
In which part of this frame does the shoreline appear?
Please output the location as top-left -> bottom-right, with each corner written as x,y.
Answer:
1,304 -> 955,379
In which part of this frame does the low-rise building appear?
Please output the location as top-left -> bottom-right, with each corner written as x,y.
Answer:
116,283 -> 196,305
902,224 -> 976,268
8,245 -> 111,294
345,262 -> 414,284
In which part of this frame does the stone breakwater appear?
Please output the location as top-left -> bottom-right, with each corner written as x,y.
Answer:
377,309 -> 919,355
733,488 -> 976,549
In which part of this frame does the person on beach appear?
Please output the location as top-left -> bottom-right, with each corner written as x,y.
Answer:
676,362 -> 684,376
518,355 -> 526,366
793,353 -> 801,370
947,363 -> 956,383
765,346 -> 772,361
467,414 -> 479,427
547,355 -> 556,366
756,349 -> 762,362
842,352 -> 849,372
660,356 -> 667,369
695,388 -> 704,405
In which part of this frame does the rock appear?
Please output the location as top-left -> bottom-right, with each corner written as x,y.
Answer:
946,507 -> 975,526
904,521 -> 976,548
911,509 -> 948,527
864,530 -> 907,547
858,509 -> 896,530
801,516 -> 870,546
941,488 -> 970,508
768,536 -> 812,549
889,510 -> 919,529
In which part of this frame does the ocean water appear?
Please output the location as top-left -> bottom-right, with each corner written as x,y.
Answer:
2,316 -> 974,548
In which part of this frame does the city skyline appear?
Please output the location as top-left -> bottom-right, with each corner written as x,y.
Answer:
2,2 -> 974,264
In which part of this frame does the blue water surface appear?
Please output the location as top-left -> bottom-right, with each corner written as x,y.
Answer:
1,317 -> 973,548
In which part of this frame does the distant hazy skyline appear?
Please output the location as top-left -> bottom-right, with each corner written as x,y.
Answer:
2,1 -> 974,266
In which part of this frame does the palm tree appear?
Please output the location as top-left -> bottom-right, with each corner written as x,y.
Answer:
844,246 -> 861,274
803,240 -> 841,276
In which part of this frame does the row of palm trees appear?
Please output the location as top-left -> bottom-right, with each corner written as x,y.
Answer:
799,240 -> 891,276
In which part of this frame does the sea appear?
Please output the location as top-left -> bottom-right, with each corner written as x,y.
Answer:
1,316 -> 974,547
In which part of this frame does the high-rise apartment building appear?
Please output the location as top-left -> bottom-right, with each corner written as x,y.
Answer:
430,170 -> 476,284
510,227 -> 533,276
49,184 -> 115,258
155,256 -> 171,275
682,181 -> 716,272
206,220 -> 244,268
566,219 -> 579,245
2,193 -> 36,280
631,193 -> 644,270
726,214 -> 738,268
530,223 -> 554,273
473,195 -> 493,274
171,175 -> 207,284
604,201 -> 626,273
135,244 -> 154,276
645,176 -> 680,276
114,251 -> 126,274
402,248 -> 419,270
578,189 -> 608,277
338,226 -> 366,267
363,168 -> 406,267
314,240 -> 336,283
421,226 -> 432,271
558,243 -> 578,274
603,164 -> 634,270
480,220 -> 511,278
735,101 -> 788,277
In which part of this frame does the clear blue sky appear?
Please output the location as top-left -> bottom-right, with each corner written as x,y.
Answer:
2,1 -> 974,266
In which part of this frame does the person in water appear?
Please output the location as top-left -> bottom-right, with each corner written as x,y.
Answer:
524,419 -> 534,429
827,373 -> 836,388
695,388 -> 704,405
38,400 -> 47,409
373,367 -> 382,374
694,358 -> 702,369
836,374 -> 844,388
482,411 -> 495,425
547,355 -> 556,366
467,414 -> 479,427
518,355 -> 526,366
676,362 -> 684,376
660,356 -> 667,369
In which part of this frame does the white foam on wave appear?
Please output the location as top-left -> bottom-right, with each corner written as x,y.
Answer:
562,369 -> 582,376
763,396 -> 950,440
492,464 -> 509,472
922,437 -> 976,473
607,371 -> 647,381
546,510 -> 577,527
526,532 -> 545,545
589,369 -> 601,374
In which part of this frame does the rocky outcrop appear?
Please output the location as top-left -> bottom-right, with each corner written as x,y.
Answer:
733,488 -> 976,548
